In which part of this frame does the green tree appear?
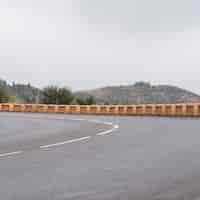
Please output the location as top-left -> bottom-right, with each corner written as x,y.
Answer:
76,96 -> 96,105
85,96 -> 96,105
8,96 -> 17,103
42,86 -> 74,105
0,87 -> 9,103
57,87 -> 74,104
76,97 -> 87,105
42,86 -> 58,104
104,101 -> 110,105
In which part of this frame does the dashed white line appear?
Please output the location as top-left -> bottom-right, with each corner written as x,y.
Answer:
40,136 -> 91,149
0,151 -> 22,158
96,129 -> 114,136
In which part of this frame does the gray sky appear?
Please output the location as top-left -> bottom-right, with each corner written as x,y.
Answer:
0,0 -> 200,93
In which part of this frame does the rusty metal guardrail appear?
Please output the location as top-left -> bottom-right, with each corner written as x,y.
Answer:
0,103 -> 200,117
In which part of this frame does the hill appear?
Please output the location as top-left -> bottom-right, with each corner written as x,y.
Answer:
1,79 -> 200,104
75,82 -> 200,104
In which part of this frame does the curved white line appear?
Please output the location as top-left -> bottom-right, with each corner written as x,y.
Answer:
0,115 -> 119,153
39,121 -> 119,149
96,123 -> 119,136
96,129 -> 114,136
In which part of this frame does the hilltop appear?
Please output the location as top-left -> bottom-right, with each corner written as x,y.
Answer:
75,82 -> 200,104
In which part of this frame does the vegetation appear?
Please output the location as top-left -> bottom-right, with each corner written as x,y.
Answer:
57,87 -> 74,104
0,79 -> 41,103
42,86 -> 74,105
76,96 -> 96,105
8,96 -> 17,103
0,87 -> 9,103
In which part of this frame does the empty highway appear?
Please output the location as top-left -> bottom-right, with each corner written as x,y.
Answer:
1,112 -> 200,200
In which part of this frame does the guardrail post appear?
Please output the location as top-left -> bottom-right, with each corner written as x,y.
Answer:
126,106 -> 135,115
80,106 -> 88,114
118,105 -> 126,115
145,105 -> 153,115
195,104 -> 200,117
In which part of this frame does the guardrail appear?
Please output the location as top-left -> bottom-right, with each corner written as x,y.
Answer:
0,103 -> 200,117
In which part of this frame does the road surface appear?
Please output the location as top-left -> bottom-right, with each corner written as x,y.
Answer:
0,112 -> 200,200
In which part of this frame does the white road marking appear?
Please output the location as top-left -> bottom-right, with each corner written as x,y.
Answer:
72,119 -> 113,125
103,122 -> 113,125
40,136 -> 91,149
75,119 -> 103,124
96,129 -> 114,136
0,151 -> 22,158
114,125 -> 119,129
89,120 -> 113,126
96,124 -> 119,136
71,118 -> 86,121
87,119 -> 102,124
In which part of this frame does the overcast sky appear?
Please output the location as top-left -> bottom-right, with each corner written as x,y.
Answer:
0,0 -> 199,93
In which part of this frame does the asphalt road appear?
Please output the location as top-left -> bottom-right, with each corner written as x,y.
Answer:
1,113 -> 200,200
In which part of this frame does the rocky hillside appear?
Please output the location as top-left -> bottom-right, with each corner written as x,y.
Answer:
76,82 -> 200,104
